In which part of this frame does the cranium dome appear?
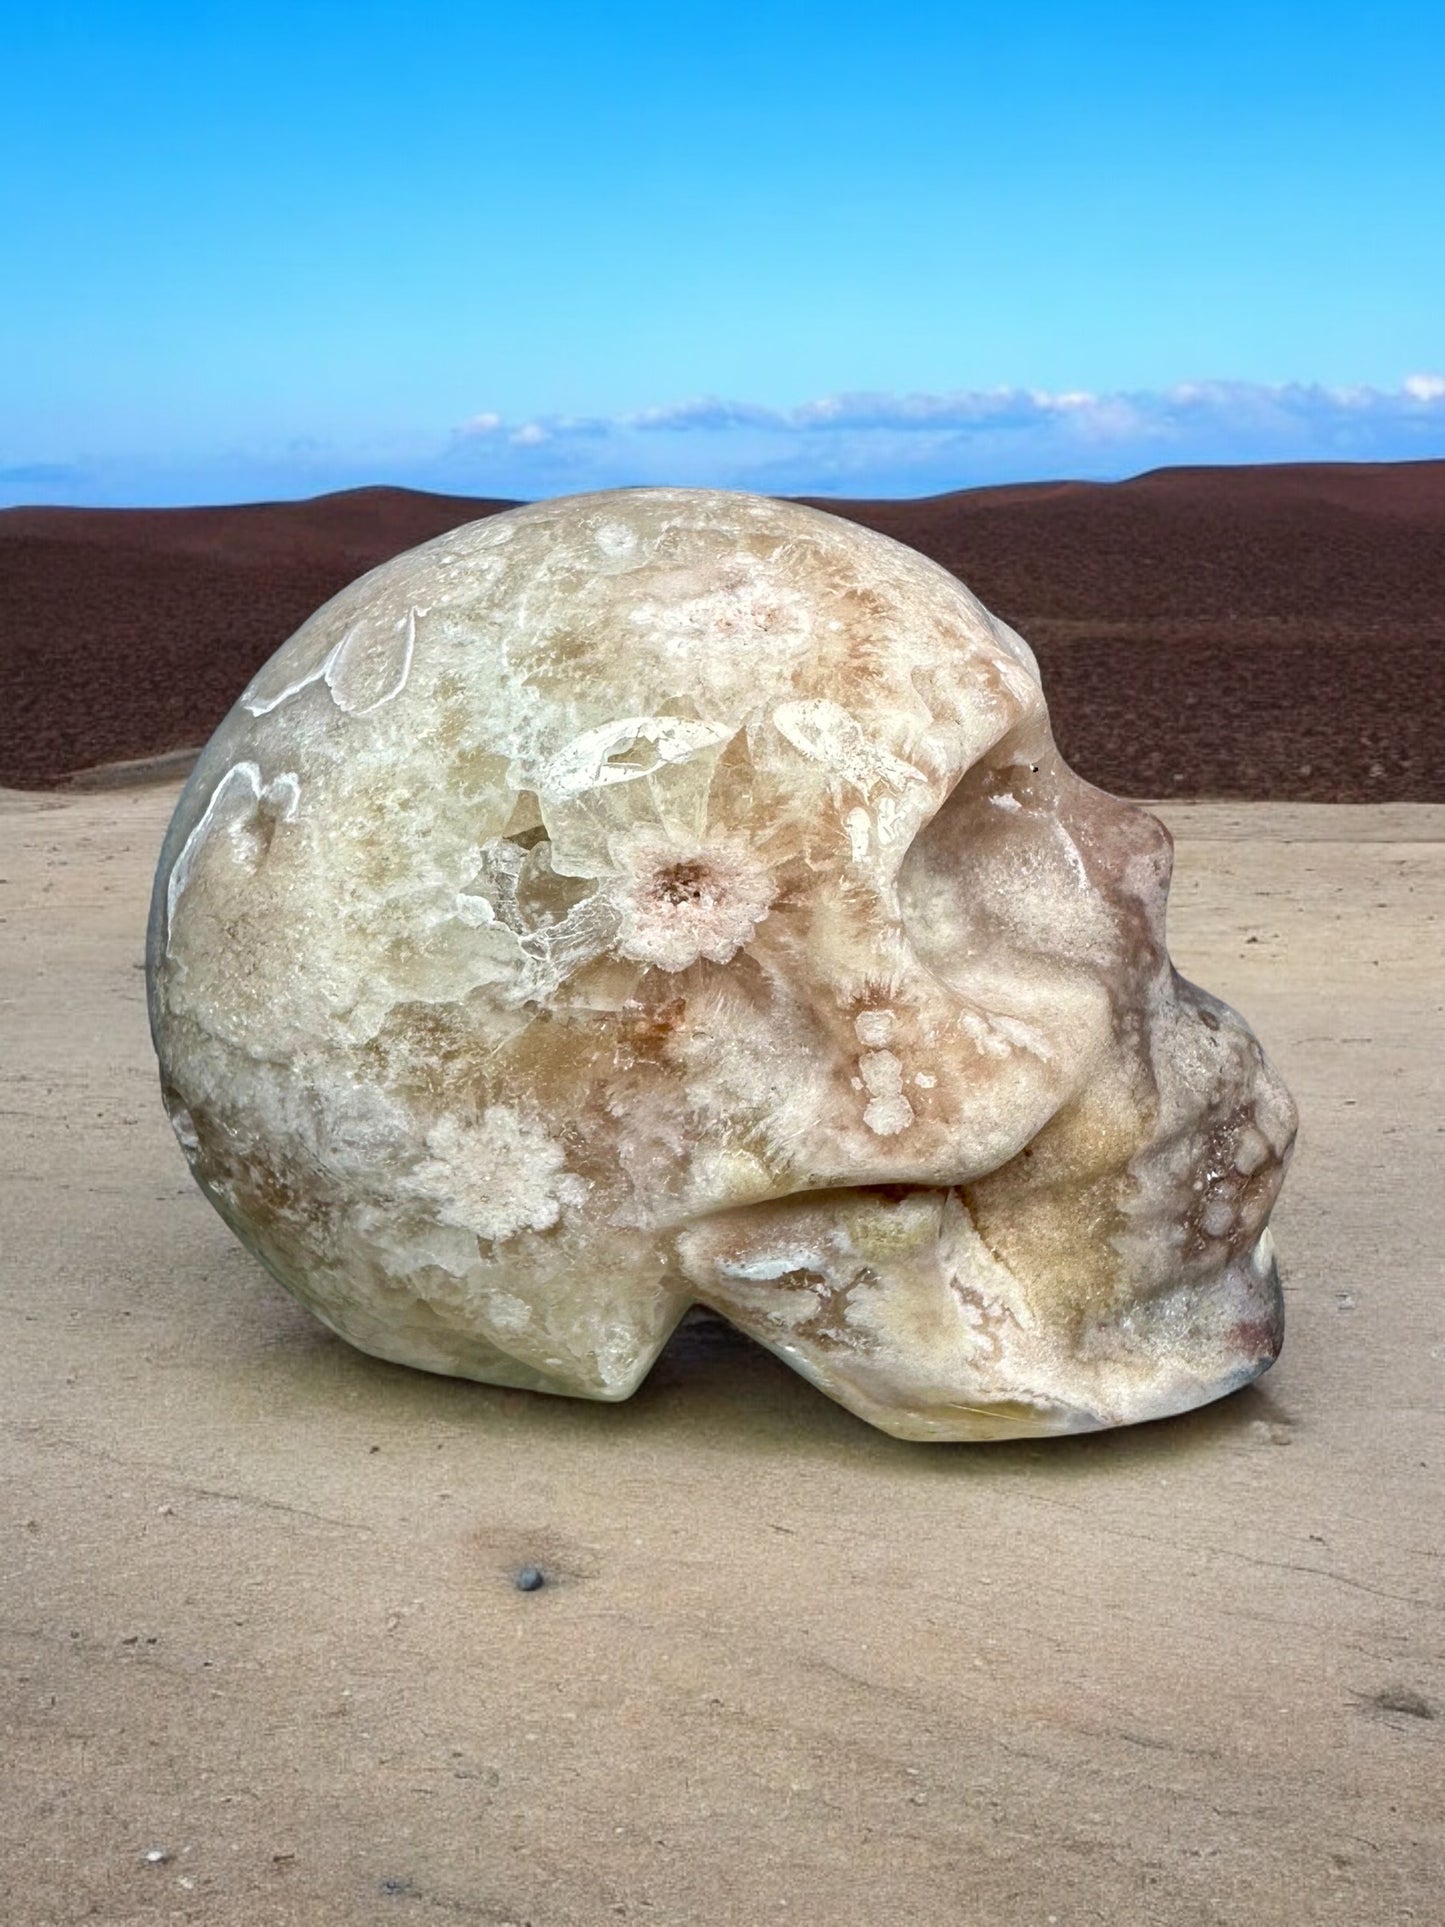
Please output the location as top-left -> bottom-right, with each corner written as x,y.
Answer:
147,487 -> 1296,1440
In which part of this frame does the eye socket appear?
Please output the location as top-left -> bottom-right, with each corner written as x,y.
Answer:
896,730 -> 1161,990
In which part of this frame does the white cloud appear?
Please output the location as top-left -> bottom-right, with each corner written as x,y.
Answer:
11,376 -> 1440,509
628,397 -> 783,431
425,374 -> 1445,498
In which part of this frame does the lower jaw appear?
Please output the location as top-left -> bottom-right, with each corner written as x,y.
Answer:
716,1226 -> 1286,1444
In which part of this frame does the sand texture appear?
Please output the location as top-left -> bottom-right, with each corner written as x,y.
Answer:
3,461 -> 1443,801
2,785 -> 1441,1925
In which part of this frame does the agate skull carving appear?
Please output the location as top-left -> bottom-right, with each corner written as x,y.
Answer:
148,488 -> 1296,1439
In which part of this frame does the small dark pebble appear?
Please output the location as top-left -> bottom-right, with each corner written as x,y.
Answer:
514,1566 -> 546,1592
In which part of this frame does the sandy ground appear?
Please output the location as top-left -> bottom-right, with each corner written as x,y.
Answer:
2,787 -> 1441,1927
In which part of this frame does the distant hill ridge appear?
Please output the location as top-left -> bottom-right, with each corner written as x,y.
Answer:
3,462 -> 1442,798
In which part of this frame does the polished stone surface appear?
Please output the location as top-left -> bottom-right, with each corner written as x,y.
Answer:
147,488 -> 1296,1437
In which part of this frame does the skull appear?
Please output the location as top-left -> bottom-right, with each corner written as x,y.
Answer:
147,487 -> 1296,1440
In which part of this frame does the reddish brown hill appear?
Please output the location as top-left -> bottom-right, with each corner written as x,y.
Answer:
2,465 -> 1442,797
0,488 -> 514,791
805,462 -> 1445,801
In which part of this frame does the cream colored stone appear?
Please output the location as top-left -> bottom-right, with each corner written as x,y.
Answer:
147,487 -> 1297,1439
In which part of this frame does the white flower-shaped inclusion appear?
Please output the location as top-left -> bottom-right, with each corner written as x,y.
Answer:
606,828 -> 775,973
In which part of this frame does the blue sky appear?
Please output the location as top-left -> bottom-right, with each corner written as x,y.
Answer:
2,0 -> 1442,505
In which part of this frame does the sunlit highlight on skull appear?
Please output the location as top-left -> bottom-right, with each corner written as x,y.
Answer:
147,488 -> 1297,1440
